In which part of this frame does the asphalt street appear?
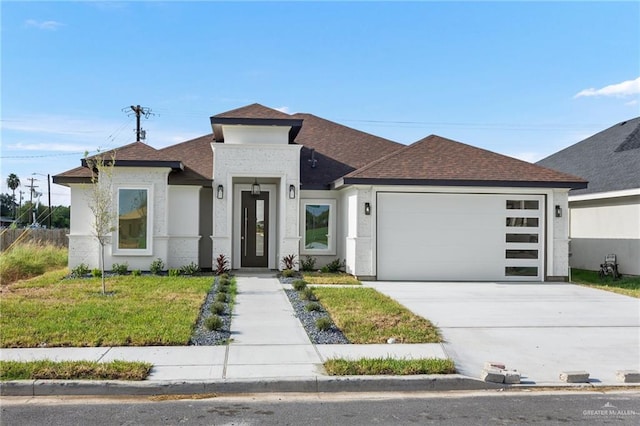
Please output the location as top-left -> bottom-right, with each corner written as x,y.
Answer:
2,390 -> 640,425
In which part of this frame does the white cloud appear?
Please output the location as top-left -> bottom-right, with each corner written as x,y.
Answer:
574,76 -> 640,98
25,19 -> 64,31
274,106 -> 291,114
625,99 -> 638,107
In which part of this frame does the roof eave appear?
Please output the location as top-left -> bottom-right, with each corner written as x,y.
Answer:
81,159 -> 184,170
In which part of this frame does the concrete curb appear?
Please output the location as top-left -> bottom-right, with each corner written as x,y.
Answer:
1,374 -> 504,397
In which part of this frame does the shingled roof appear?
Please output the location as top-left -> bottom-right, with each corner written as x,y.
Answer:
53,142 -> 183,185
337,135 -> 587,189
537,117 -> 640,195
292,113 -> 404,189
54,104 -> 590,190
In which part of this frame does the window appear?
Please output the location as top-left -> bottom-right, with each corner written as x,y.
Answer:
505,266 -> 538,277
506,249 -> 538,259
506,233 -> 539,243
116,188 -> 151,253
301,199 -> 336,255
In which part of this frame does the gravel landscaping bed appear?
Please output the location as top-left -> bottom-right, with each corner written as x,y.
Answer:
285,288 -> 350,344
189,277 -> 232,346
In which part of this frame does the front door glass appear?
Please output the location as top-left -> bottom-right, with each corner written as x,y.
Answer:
241,191 -> 269,267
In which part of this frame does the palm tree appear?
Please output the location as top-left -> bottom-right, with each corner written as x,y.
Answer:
6,173 -> 20,219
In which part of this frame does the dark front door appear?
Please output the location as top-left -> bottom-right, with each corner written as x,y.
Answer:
241,191 -> 269,267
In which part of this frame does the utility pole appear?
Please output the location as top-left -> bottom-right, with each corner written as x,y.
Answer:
125,105 -> 154,142
27,177 -> 39,226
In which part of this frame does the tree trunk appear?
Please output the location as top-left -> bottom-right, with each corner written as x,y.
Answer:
100,243 -> 106,295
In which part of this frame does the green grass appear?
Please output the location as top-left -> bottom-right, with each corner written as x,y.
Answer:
302,272 -> 361,285
311,287 -> 442,344
1,269 -> 213,347
0,360 -> 152,381
324,357 -> 456,375
571,268 -> 640,298
0,242 -> 68,284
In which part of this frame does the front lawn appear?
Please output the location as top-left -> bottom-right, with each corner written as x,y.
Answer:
0,360 -> 152,381
0,269 -> 213,347
571,268 -> 640,298
311,287 -> 442,344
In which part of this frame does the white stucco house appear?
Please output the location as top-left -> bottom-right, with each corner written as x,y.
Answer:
54,104 -> 586,281
537,117 -> 640,276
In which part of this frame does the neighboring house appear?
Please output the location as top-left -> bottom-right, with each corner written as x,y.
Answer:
53,104 -> 586,281
537,117 -> 640,276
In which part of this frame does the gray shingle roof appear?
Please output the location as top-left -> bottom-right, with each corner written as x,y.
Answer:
536,117 -> 640,195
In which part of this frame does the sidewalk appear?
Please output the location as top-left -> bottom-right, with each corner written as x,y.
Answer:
1,273 -> 459,395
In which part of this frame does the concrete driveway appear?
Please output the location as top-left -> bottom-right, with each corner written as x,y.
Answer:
366,281 -> 640,385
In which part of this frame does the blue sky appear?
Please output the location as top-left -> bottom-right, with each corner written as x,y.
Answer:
2,1 -> 639,206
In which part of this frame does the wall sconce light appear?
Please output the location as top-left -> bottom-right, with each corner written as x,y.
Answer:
289,184 -> 296,199
364,202 -> 371,215
216,185 -> 224,199
251,179 -> 261,196
555,205 -> 562,218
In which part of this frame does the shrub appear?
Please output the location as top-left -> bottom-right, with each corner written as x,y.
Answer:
301,287 -> 317,301
305,302 -> 322,312
281,269 -> 296,278
205,315 -> 223,331
131,269 -> 142,277
168,268 -> 180,277
91,268 -> 102,278
150,258 -> 164,275
210,301 -> 226,315
180,262 -> 200,276
215,293 -> 227,303
70,263 -> 90,278
281,254 -> 297,270
218,277 -> 230,286
112,263 -> 128,275
217,285 -> 228,294
215,254 -> 230,276
325,258 -> 345,273
315,317 -> 332,331
300,256 -> 317,272
292,279 -> 307,291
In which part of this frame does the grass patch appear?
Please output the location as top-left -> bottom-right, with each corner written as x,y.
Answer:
324,357 -> 455,375
0,242 -> 67,285
302,272 -> 361,285
1,271 -> 213,347
0,360 -> 152,381
571,268 -> 640,298
312,287 -> 442,344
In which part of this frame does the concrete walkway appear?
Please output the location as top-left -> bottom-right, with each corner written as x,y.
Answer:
225,273 -> 324,378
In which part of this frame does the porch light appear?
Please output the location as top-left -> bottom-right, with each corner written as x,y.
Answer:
216,185 -> 224,199
555,205 -> 562,218
364,202 -> 371,215
289,184 -> 296,199
251,179 -> 261,196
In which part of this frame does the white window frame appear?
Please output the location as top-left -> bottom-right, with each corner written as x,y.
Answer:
113,185 -> 153,256
300,199 -> 336,255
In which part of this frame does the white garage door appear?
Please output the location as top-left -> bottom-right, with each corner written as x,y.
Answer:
377,193 -> 544,281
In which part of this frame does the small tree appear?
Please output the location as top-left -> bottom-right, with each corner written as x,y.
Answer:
84,151 -> 117,295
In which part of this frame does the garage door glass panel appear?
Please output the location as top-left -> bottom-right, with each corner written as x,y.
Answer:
507,200 -> 539,210
505,266 -> 538,276
506,217 -> 539,227
506,249 -> 538,259
506,233 -> 539,243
